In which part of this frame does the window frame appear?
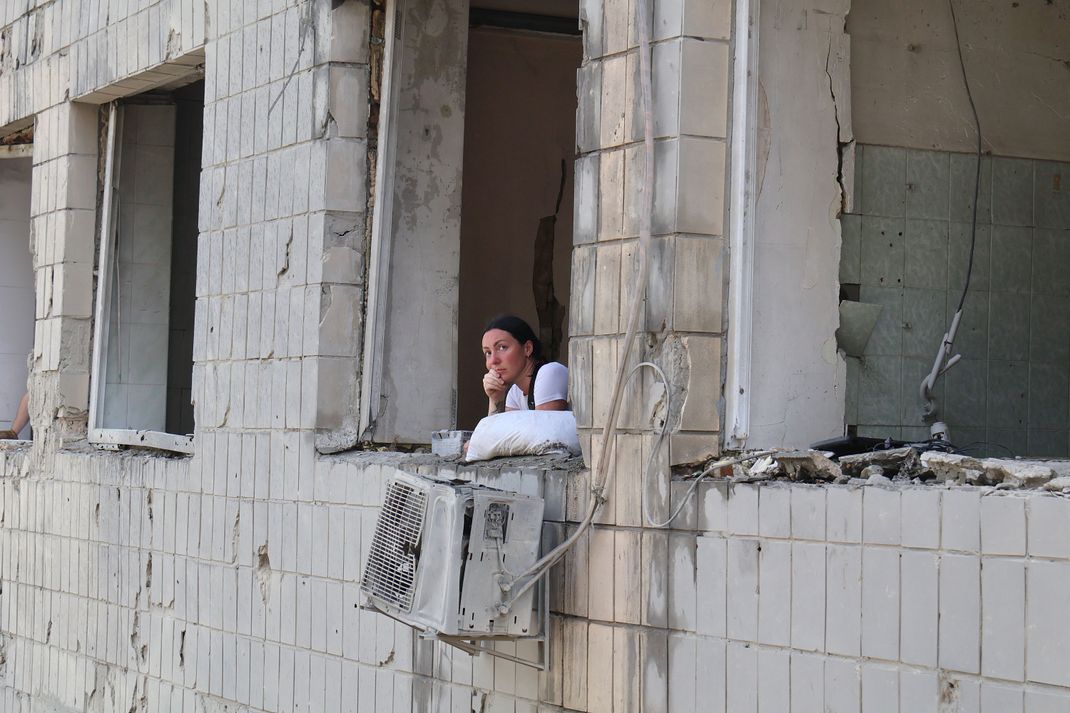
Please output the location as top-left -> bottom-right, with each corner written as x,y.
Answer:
87,101 -> 194,455
723,0 -> 762,450
357,0 -> 584,443
358,0 -> 402,441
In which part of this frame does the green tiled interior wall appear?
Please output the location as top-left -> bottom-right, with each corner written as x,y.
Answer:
841,144 -> 1070,457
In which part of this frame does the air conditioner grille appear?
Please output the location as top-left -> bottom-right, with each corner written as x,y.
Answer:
360,481 -> 427,611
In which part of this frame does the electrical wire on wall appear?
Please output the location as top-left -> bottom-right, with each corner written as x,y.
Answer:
497,0 -> 659,611
949,0 -> 983,316
918,0 -> 984,443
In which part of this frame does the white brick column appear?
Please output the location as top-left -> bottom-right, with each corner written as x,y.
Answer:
562,0 -> 736,708
191,0 -> 371,482
308,0 -> 372,453
570,0 -> 733,484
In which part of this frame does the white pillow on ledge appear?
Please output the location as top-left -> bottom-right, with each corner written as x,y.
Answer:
464,410 -> 581,463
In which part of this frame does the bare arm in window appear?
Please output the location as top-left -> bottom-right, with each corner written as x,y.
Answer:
0,393 -> 29,439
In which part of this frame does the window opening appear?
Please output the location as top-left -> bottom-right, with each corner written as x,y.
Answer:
0,137 -> 34,440
840,2 -> 1069,458
361,0 -> 581,443
456,10 -> 580,429
89,81 -> 204,453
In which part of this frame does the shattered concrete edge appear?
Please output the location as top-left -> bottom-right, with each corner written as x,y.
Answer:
721,447 -> 1070,492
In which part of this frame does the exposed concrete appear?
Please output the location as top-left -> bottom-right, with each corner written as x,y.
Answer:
741,444 -> 1070,490
324,446 -> 585,475
922,451 -> 1070,488
370,0 -> 470,442
850,0 -> 1070,161
748,0 -> 850,449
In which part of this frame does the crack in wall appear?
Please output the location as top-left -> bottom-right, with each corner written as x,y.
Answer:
129,606 -> 147,665
144,551 -> 153,593
164,29 -> 181,59
230,509 -> 241,564
146,490 -> 154,551
824,35 -> 851,217
277,226 -> 294,279
532,159 -> 568,362
269,1 -> 315,116
320,108 -> 338,139
127,675 -> 147,713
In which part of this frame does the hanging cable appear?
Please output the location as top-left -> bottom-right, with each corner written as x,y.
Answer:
948,0 -> 983,314
919,0 -> 984,438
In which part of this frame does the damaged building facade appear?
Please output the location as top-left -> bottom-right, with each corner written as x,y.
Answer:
0,0 -> 1068,711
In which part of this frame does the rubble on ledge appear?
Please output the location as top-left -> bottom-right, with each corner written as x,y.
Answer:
721,447 -> 1070,493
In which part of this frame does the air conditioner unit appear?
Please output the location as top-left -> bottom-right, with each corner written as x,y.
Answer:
360,471 -> 544,638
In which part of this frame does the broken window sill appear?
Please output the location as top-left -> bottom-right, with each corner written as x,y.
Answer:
89,428 -> 194,455
322,448 -> 584,475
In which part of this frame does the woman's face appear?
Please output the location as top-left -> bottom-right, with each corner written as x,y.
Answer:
482,328 -> 532,383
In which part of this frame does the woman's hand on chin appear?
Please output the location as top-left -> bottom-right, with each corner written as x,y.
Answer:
484,370 -> 509,414
483,370 -> 508,399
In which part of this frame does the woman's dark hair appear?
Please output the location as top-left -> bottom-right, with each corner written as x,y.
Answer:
484,315 -> 543,362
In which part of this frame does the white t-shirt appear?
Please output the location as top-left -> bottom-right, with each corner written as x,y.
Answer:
505,361 -> 568,411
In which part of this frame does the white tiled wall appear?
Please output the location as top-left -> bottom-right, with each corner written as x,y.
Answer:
3,0 -> 1067,712
0,156 -> 33,434
843,145 -> 1070,456
2,447 -> 1069,713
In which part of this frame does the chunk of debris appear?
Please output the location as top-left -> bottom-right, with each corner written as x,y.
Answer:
772,450 -> 842,481
982,459 -> 1056,489
920,452 -> 985,484
921,452 -> 1058,487
839,447 -> 920,478
861,465 -> 885,480
865,470 -> 893,486
1042,476 -> 1070,492
745,455 -> 781,480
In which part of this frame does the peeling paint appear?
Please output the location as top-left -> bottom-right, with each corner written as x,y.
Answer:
938,671 -> 960,711
255,543 -> 272,603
